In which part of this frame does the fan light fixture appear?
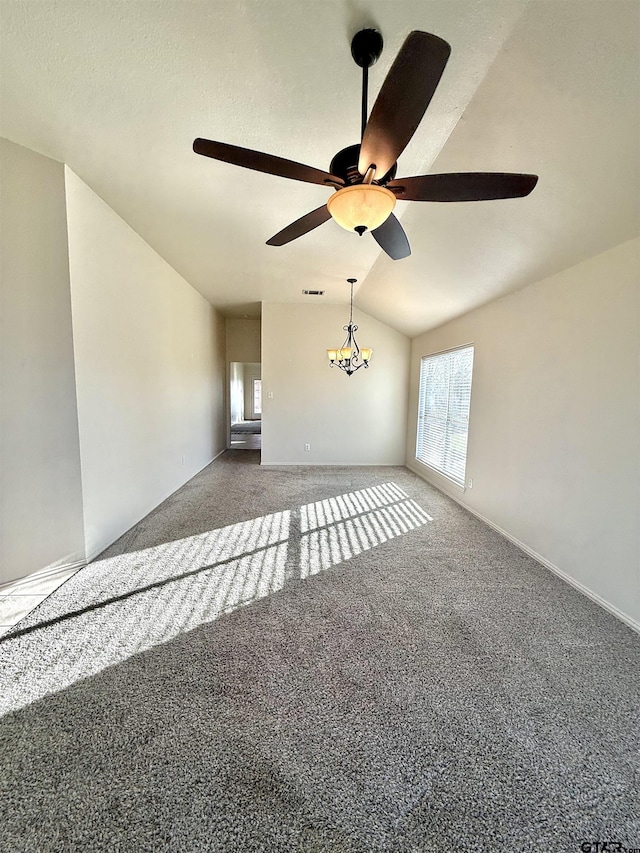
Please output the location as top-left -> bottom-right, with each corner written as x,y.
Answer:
194,28 -> 539,259
327,278 -> 372,376
327,183 -> 396,235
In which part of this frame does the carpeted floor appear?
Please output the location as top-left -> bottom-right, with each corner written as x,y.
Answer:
1,451 -> 638,852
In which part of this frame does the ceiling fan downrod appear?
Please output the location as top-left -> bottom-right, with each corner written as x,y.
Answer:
350,29 -> 384,143
361,64 -> 368,141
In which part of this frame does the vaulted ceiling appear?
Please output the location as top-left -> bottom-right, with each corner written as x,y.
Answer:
2,0 -> 638,337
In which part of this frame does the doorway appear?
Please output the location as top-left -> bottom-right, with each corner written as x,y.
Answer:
229,362 -> 261,451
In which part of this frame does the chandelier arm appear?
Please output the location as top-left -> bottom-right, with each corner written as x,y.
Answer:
350,323 -> 361,360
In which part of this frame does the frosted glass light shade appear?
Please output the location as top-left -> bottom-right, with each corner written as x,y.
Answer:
360,347 -> 373,362
327,349 -> 338,361
339,347 -> 352,360
327,184 -> 396,233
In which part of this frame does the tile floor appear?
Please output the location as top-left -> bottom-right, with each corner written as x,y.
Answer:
0,565 -> 80,635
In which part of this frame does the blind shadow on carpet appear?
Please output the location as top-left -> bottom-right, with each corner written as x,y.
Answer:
1,458 -> 638,853
0,481 -> 431,707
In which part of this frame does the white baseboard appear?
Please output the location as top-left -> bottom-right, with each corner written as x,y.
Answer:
0,558 -> 87,594
86,448 -> 228,563
406,461 -> 640,636
260,460 -> 407,468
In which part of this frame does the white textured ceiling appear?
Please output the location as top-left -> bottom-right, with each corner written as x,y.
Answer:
1,0 -> 638,334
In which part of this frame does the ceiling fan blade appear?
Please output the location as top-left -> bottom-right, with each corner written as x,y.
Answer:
194,139 -> 344,187
358,31 -> 451,179
387,172 -> 539,202
266,205 -> 332,246
371,213 -> 411,260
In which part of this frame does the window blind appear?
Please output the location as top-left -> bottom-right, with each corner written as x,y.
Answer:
416,345 -> 474,487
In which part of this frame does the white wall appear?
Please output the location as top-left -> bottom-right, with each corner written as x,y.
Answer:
229,362 -> 244,425
407,238 -> 640,628
243,363 -> 261,419
262,302 -> 409,465
228,361 -> 261,424
0,140 -> 85,584
66,169 -> 226,560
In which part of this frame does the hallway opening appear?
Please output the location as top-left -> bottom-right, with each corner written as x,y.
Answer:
229,361 -> 261,451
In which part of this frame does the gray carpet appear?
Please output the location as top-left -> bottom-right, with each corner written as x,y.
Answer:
1,451 -> 638,852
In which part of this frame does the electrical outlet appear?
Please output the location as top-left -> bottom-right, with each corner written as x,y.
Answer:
467,478 -> 473,489
267,391 -> 274,399
304,443 -> 310,451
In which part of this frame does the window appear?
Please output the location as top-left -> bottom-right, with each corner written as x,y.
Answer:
253,379 -> 262,416
416,345 -> 474,487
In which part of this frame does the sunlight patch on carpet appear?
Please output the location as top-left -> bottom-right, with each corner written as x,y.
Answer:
0,484 -> 430,714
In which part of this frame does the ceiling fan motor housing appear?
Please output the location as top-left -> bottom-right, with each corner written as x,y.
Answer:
329,144 -> 397,186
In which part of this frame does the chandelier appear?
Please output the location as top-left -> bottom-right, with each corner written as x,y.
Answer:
327,278 -> 373,376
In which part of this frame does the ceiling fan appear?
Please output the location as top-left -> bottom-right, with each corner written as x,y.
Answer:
193,28 -> 538,260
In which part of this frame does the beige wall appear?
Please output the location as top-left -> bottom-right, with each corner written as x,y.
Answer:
0,140 -> 85,584
407,238 -> 640,629
243,363 -> 261,419
226,319 -> 261,364
66,169 -> 226,560
262,302 -> 409,465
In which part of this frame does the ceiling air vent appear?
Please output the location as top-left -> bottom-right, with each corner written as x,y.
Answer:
302,289 -> 325,296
